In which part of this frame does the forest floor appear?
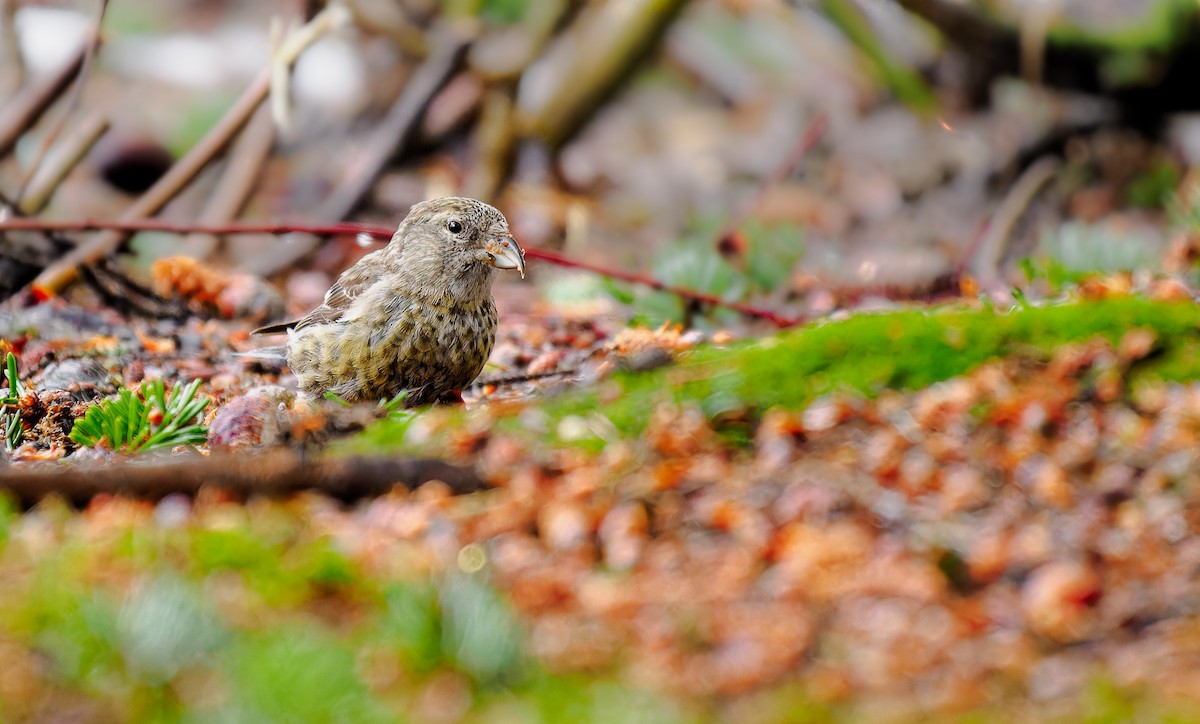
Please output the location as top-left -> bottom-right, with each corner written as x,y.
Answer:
6,0 -> 1200,720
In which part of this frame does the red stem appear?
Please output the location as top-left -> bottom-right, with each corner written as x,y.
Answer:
2,217 -> 802,327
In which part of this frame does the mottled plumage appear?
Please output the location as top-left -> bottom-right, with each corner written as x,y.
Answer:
253,197 -> 525,406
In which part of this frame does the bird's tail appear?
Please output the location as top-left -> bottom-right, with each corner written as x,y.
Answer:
233,346 -> 287,361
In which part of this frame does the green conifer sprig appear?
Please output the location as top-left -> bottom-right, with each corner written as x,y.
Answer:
70,378 -> 208,453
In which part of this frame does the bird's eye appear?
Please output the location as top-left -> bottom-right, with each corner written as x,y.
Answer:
447,220 -> 463,234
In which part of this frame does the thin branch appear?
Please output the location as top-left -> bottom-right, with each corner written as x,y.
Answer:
0,449 -> 486,507
184,104 -> 276,259
0,216 -> 805,326
17,111 -> 110,215
522,247 -> 802,328
12,0 -> 109,208
960,156 -> 1061,286
0,37 -> 93,159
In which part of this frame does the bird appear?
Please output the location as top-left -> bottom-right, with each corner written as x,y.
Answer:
250,197 -> 525,406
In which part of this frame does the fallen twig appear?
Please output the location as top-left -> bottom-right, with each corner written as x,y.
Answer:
0,36 -> 93,158
185,104 -> 276,259
17,111 -> 110,215
0,449 -> 486,507
12,0 -> 109,208
960,156 -> 1061,286
472,367 -> 577,388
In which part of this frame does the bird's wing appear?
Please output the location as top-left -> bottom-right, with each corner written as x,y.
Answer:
251,251 -> 382,335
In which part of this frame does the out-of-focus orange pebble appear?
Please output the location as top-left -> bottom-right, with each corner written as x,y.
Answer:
1078,273 -> 1132,300
940,464 -> 990,514
651,458 -> 690,490
1021,560 -> 1101,642
1118,328 -> 1157,362
414,480 -> 453,501
135,329 -> 176,354
966,529 -> 1011,583
1149,277 -> 1192,302
1029,459 -> 1073,509
959,273 -> 980,298
538,501 -> 592,550
83,335 -> 121,353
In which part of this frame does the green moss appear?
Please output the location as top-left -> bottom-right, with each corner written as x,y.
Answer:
544,297 -> 1200,443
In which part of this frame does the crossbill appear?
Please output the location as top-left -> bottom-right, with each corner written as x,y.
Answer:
253,197 -> 525,405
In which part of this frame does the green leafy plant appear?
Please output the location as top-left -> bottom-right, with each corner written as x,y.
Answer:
70,378 -> 208,453
606,216 -> 805,327
2,352 -> 24,452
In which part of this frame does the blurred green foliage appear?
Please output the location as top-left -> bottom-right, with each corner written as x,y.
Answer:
442,0 -> 531,24
1023,221 -> 1165,291
1126,157 -> 1180,209
605,217 -> 804,328
0,499 -> 672,721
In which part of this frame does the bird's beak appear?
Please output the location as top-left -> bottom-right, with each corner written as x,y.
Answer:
486,235 -> 526,278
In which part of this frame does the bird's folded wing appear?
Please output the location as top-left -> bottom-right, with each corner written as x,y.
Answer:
252,250 -> 383,335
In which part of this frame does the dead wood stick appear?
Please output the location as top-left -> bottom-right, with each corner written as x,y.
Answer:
0,0 -> 24,97
0,449 -> 486,507
13,0 -> 109,207
17,111 -> 110,215
0,37 -> 92,158
253,25 -> 472,276
964,156 -> 1060,287
184,104 -> 277,259
516,0 -> 689,148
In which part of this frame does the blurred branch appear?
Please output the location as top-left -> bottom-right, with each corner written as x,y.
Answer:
29,72 -> 273,300
28,5 -> 346,300
0,37 -> 92,159
0,0 -> 23,97
819,0 -> 937,114
461,0 -> 575,202
184,105 -> 276,259
343,0 -> 429,57
463,88 -> 516,202
12,0 -> 109,209
516,0 -> 690,148
962,156 -> 1060,287
0,449 -> 486,507
16,111 -> 109,215
718,114 -> 828,251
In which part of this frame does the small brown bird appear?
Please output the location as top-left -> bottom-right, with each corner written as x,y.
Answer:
252,197 -> 525,405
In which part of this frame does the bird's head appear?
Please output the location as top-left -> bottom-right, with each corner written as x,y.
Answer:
390,197 -> 526,291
